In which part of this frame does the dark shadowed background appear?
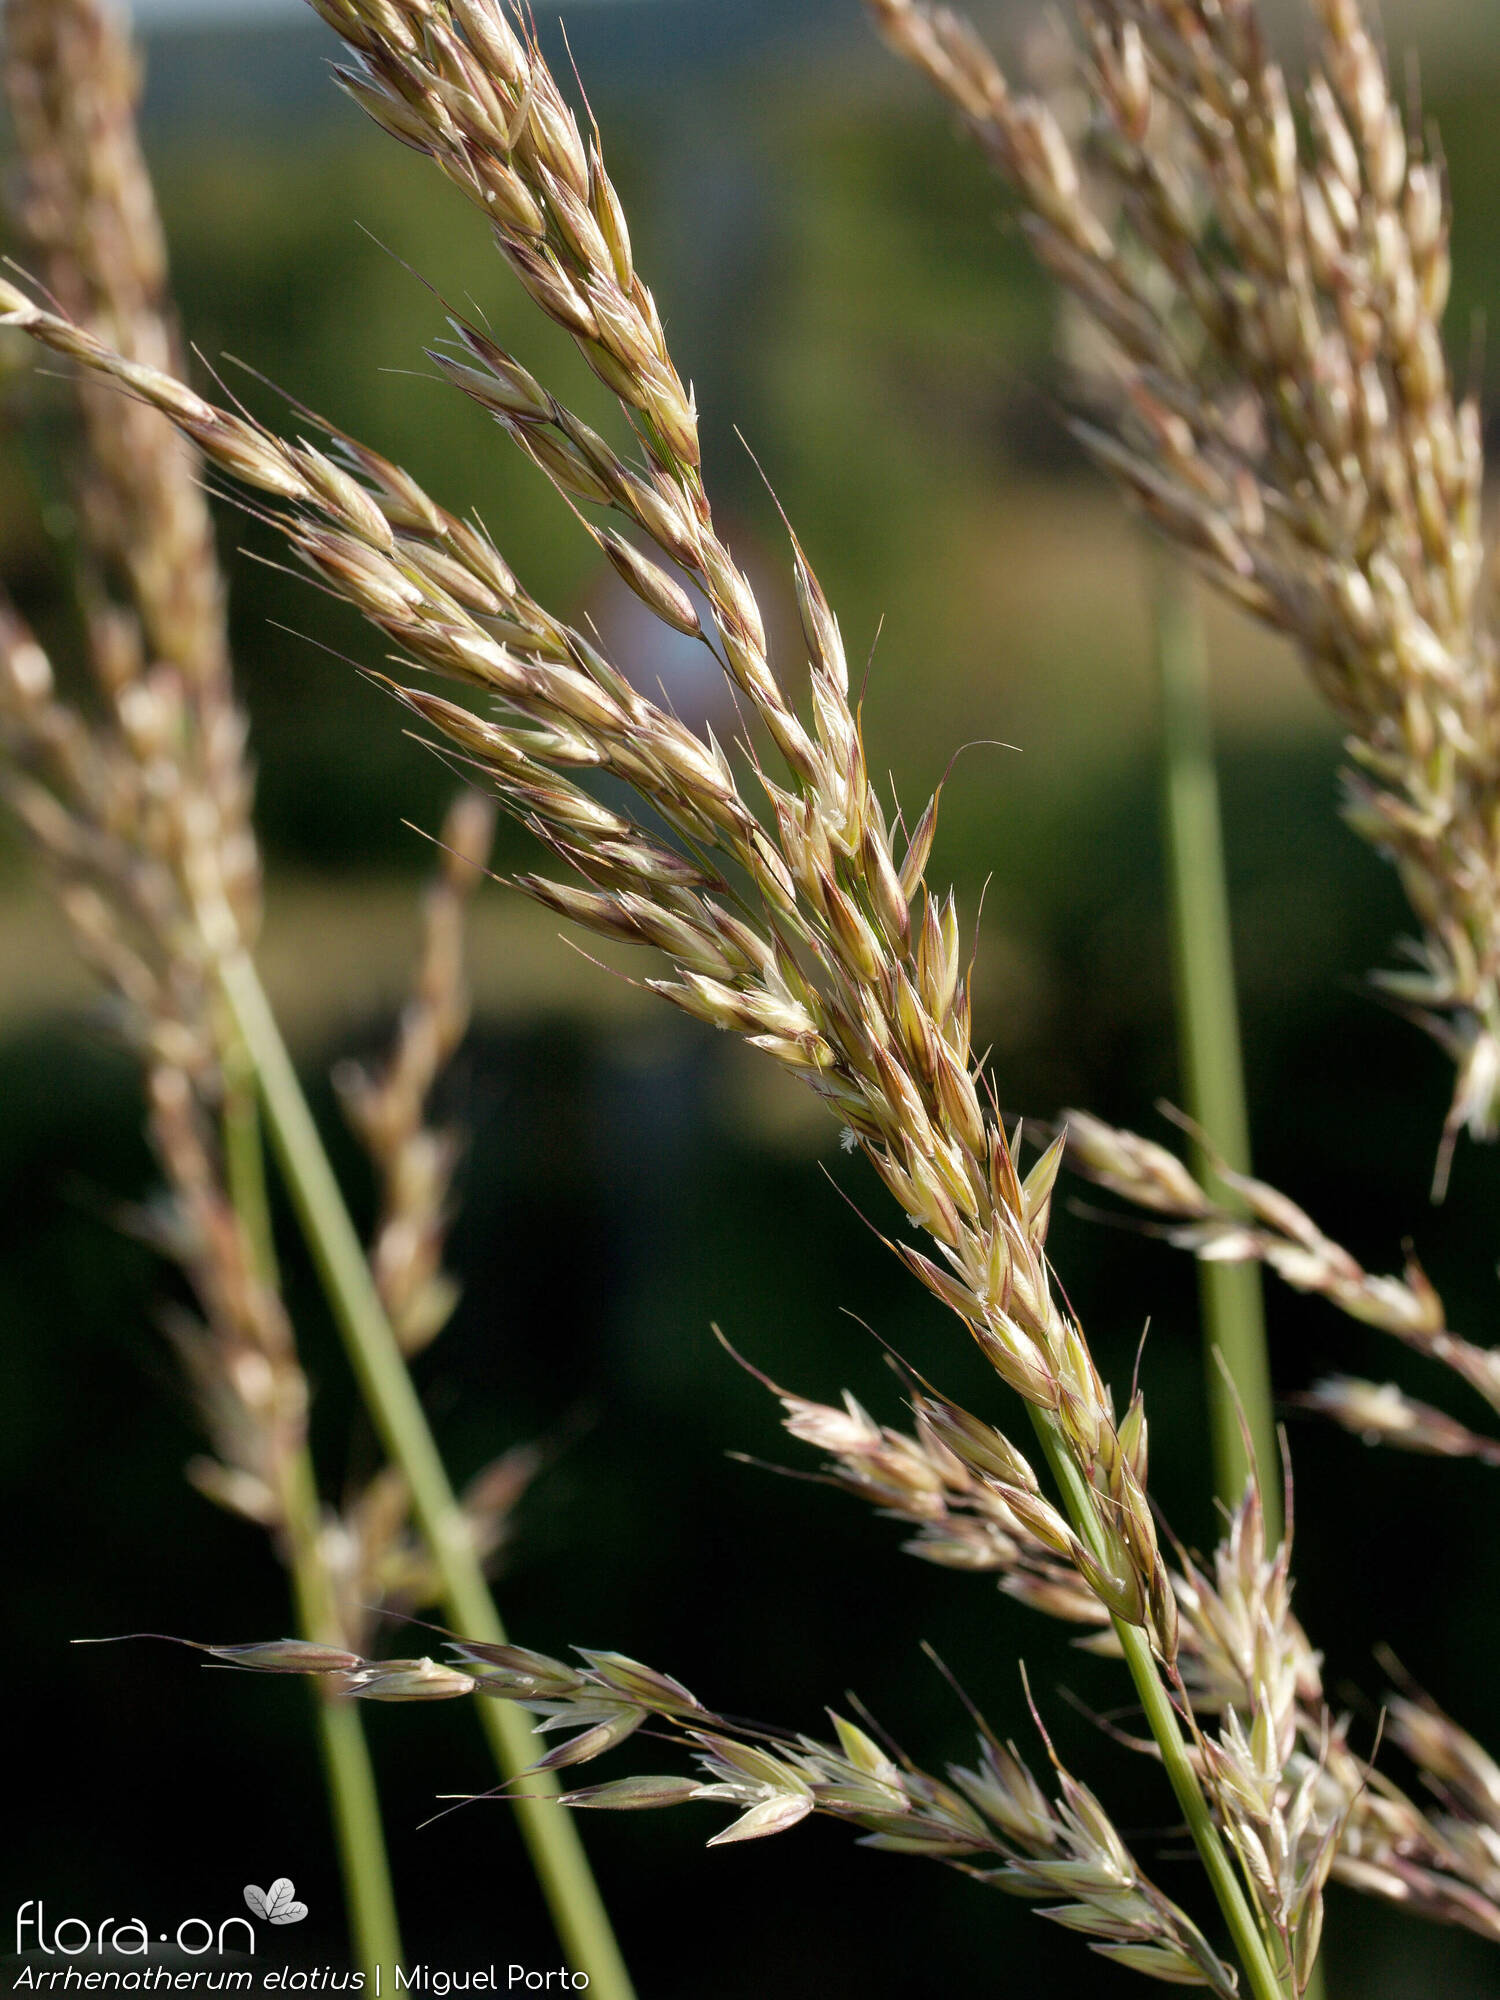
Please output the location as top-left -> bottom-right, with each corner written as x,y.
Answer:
6,3 -> 1500,1995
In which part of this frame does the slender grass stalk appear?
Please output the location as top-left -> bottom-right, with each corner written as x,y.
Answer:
221,1044 -> 281,1293
216,946 -> 636,2000
279,1445 -> 406,1987
220,1028 -> 402,1986
1155,565 -> 1328,1998
1154,560 -> 1281,1542
1030,1411 -> 1290,2000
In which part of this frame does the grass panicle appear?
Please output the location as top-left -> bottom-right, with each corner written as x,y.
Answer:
8,0 -> 1500,1993
867,0 -> 1499,1169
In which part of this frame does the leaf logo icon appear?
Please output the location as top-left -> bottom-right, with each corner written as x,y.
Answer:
243,1879 -> 309,1926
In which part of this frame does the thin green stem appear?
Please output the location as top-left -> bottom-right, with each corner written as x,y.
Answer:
1029,1410 -> 1289,2000
278,1446 -> 405,1988
217,947 -> 636,2000
1154,559 -> 1280,1542
221,1040 -> 280,1292
1153,564 -> 1328,1999
219,1021 -> 401,1985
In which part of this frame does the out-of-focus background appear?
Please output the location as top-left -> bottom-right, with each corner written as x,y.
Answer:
6,2 -> 1500,1994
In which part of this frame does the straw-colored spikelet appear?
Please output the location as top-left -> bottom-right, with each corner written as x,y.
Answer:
866,0 -> 1500,1159
160,1629 -> 1239,1993
769,1343 -> 1353,1981
1062,1108 -> 1500,1464
334,789 -> 495,1357
325,788 -> 543,1655
1322,1677 -> 1500,1942
759,1348 -> 1500,1947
